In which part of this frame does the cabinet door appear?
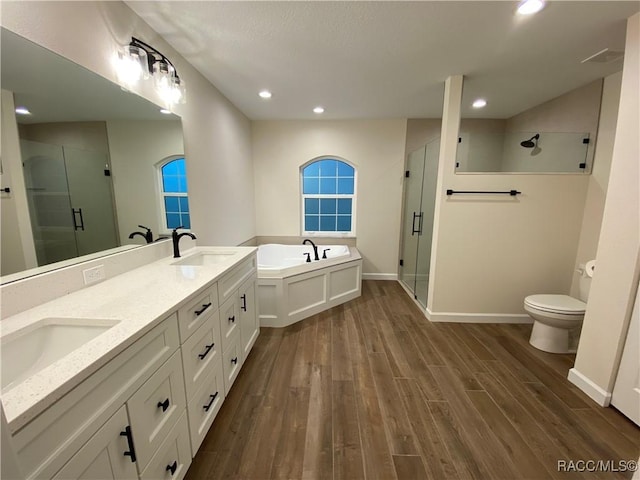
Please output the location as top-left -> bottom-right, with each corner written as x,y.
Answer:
239,275 -> 259,359
219,295 -> 240,350
52,406 -> 137,480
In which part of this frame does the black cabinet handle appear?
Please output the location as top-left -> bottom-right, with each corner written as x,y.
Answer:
157,398 -> 170,412
198,343 -> 214,360
240,294 -> 247,312
194,302 -> 212,316
229,315 -> 235,323
411,212 -> 422,235
166,461 -> 178,476
119,426 -> 137,463
72,208 -> 85,231
231,357 -> 238,365
203,392 -> 219,412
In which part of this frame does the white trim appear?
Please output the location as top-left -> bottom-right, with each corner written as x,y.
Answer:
567,368 -> 612,406
362,273 -> 397,281
425,307 -> 532,324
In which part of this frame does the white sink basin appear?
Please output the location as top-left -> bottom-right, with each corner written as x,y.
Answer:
172,251 -> 237,266
1,318 -> 119,392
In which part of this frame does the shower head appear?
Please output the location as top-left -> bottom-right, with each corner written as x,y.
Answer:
520,134 -> 540,148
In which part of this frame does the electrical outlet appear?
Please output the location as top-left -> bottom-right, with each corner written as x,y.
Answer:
83,265 -> 105,285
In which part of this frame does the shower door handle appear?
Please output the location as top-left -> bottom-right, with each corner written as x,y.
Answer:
411,212 -> 422,236
418,211 -> 424,235
72,208 -> 85,231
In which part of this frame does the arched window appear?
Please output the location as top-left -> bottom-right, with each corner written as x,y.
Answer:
158,156 -> 190,231
301,157 -> 356,235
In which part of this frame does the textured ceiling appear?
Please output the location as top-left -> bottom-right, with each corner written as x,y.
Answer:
126,1 -> 639,120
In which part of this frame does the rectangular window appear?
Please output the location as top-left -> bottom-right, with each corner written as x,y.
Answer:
301,159 -> 355,236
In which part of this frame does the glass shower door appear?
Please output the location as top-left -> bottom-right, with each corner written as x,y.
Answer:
399,145 -> 426,295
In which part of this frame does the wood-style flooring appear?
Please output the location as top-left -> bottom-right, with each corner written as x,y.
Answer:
185,280 -> 639,480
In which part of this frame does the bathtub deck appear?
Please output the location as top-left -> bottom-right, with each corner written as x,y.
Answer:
185,280 -> 639,480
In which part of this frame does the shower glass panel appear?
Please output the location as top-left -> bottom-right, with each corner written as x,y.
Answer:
21,140 -> 79,265
400,138 -> 440,308
20,139 -> 118,267
400,146 -> 426,295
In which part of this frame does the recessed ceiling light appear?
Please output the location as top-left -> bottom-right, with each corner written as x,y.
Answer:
160,109 -> 171,114
259,90 -> 272,99
517,0 -> 545,15
313,106 -> 325,114
15,106 -> 31,115
472,99 -> 487,108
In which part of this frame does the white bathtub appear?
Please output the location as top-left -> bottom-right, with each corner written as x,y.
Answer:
257,244 -> 362,328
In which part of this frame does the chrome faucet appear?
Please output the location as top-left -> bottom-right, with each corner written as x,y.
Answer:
302,238 -> 319,261
128,225 -> 153,244
172,226 -> 197,258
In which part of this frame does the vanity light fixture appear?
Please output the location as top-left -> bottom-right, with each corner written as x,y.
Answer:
313,106 -> 325,114
15,106 -> 31,115
259,90 -> 272,99
517,0 -> 545,15
115,37 -> 186,105
472,99 -> 487,108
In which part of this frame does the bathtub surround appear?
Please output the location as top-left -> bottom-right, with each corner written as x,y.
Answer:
569,13 -> 640,406
1,1 -> 256,248
252,119 -> 406,279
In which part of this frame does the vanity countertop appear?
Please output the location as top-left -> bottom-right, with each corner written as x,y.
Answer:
0,246 -> 257,432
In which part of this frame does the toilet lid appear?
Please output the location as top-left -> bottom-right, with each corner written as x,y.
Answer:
525,294 -> 586,314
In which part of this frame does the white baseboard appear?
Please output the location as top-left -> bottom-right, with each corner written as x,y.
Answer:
567,368 -> 612,406
425,307 -> 532,324
362,273 -> 397,281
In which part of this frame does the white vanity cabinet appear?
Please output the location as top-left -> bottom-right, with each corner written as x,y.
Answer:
52,406 -> 138,480
239,274 -> 259,359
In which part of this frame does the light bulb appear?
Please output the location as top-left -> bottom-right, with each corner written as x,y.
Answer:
114,45 -> 148,85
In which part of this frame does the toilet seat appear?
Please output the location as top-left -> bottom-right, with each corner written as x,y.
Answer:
524,294 -> 586,315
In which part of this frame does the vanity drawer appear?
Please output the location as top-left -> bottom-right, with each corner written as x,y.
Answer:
222,335 -> 243,394
219,295 -> 240,351
177,284 -> 218,343
181,312 -> 221,400
217,254 -> 256,306
186,359 -> 225,453
139,411 -> 191,480
127,350 -> 186,471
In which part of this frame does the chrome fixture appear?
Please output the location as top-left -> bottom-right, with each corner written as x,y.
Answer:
302,238 -> 319,261
520,133 -> 540,148
115,37 -> 186,105
172,226 -> 196,258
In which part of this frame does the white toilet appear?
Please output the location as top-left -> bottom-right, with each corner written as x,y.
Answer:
524,261 -> 594,354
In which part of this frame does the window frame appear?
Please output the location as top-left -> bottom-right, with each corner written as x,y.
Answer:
300,156 -> 357,237
156,155 -> 191,233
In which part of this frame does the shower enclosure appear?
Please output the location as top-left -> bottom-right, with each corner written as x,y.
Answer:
399,138 -> 440,308
21,139 -> 119,267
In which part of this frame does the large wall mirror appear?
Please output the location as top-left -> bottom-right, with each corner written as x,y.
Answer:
1,28 -> 185,282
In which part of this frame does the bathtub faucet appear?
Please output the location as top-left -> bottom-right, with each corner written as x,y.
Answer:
172,226 -> 197,258
302,238 -> 319,261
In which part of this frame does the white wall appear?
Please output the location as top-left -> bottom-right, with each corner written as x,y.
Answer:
19,121 -> 110,154
571,13 -> 640,403
252,120 -> 407,276
106,120 -> 184,242
570,72 -> 622,298
0,90 -> 37,275
428,76 -> 592,320
1,1 -> 255,247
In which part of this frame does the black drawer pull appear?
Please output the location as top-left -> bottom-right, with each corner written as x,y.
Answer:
203,392 -> 219,412
240,294 -> 247,311
194,302 -> 212,316
229,315 -> 235,323
119,426 -> 137,463
166,460 -> 178,476
231,357 -> 238,365
198,343 -> 214,360
157,398 -> 170,412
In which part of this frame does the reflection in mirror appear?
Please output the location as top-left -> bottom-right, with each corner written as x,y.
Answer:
456,78 -> 605,174
0,28 -> 184,282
